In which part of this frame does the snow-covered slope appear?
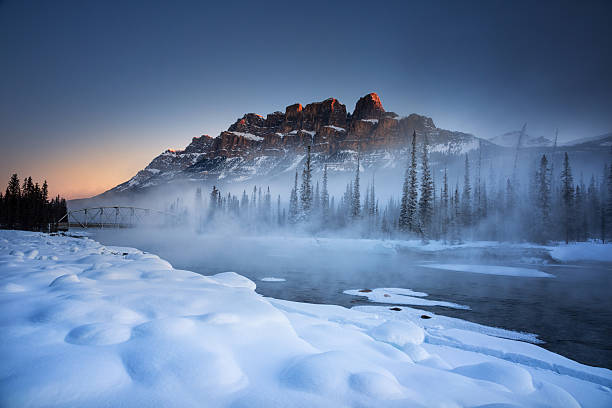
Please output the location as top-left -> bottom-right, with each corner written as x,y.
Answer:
489,130 -> 553,148
1,230 -> 611,407
561,132 -> 612,148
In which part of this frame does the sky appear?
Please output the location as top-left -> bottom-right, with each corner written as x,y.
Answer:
1,0 -> 611,199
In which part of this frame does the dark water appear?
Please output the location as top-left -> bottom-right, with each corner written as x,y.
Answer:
88,230 -> 612,369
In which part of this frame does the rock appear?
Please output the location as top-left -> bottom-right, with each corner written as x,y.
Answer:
352,92 -> 385,121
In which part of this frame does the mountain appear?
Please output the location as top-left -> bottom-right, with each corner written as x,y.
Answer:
561,132 -> 612,149
105,93 -> 491,196
73,93 -> 610,209
488,130 -> 553,148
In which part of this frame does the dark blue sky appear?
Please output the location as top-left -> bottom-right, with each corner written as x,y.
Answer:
1,0 -> 611,197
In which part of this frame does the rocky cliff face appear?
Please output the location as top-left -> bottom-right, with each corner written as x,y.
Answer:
109,93 -> 489,193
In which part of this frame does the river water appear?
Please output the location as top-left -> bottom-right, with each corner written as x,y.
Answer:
88,229 -> 612,369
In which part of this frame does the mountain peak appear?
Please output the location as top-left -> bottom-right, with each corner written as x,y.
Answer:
352,93 -> 385,120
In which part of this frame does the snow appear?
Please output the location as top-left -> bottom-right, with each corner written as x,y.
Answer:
549,242 -> 612,262
1,230 -> 611,408
420,264 -> 554,278
229,131 -> 264,141
344,287 -> 469,309
360,119 -> 379,124
324,125 -> 346,132
261,277 -> 286,282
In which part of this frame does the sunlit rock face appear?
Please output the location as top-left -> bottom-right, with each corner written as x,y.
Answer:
351,92 -> 385,121
189,93 -> 441,159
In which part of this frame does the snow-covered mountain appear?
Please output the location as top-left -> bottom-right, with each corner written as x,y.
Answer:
75,93 -> 610,208
103,93 -> 493,195
488,130 -> 553,148
561,132 -> 612,148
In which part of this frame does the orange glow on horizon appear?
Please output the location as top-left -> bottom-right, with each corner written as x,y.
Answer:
1,147 -> 162,201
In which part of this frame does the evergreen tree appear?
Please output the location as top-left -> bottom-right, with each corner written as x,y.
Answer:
314,181 -> 320,213
289,171 -> 299,224
5,174 -> 21,228
462,155 -> 472,228
351,155 -> 361,219
208,186 -> 220,220
264,186 -> 271,223
451,183 -> 461,243
441,168 -> 449,239
277,195 -> 282,226
534,154 -> 551,243
300,146 -> 313,221
560,152 -> 575,244
418,134 -> 433,238
240,190 -> 249,218
399,131 -> 418,232
368,175 -> 376,217
321,164 -> 330,223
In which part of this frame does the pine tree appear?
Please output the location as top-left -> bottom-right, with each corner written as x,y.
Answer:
351,155 -> 361,219
451,183 -> 461,243
462,154 -> 472,228
208,185 -> 219,220
418,134 -> 433,238
314,181 -> 320,214
399,131 -> 418,232
300,146 -> 313,221
368,175 -> 376,217
441,168 -> 449,240
289,171 -> 299,224
535,154 -> 551,243
194,187 -> 203,228
277,195 -> 282,226
560,152 -> 575,244
5,174 -> 20,228
264,186 -> 271,223
321,164 -> 330,223
240,190 -> 249,218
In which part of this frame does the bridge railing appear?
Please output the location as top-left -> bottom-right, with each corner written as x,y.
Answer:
57,206 -> 180,230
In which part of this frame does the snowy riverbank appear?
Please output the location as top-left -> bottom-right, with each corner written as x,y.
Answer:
1,230 -> 611,407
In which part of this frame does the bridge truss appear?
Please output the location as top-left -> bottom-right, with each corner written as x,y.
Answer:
57,207 -> 179,229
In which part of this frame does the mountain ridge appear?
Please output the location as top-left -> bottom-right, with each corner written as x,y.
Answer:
108,93 -> 490,194
92,93 -> 611,201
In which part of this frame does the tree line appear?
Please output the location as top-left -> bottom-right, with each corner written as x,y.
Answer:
193,133 -> 612,244
0,174 -> 67,231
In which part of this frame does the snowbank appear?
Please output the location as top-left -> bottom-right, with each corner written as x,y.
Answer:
1,230 -> 611,407
549,242 -> 612,262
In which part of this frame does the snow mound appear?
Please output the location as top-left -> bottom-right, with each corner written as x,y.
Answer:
421,264 -> 553,278
453,361 -> 535,394
209,271 -> 257,290
369,320 -> 425,347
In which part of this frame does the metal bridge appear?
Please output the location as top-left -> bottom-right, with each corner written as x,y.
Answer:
57,206 -> 179,230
